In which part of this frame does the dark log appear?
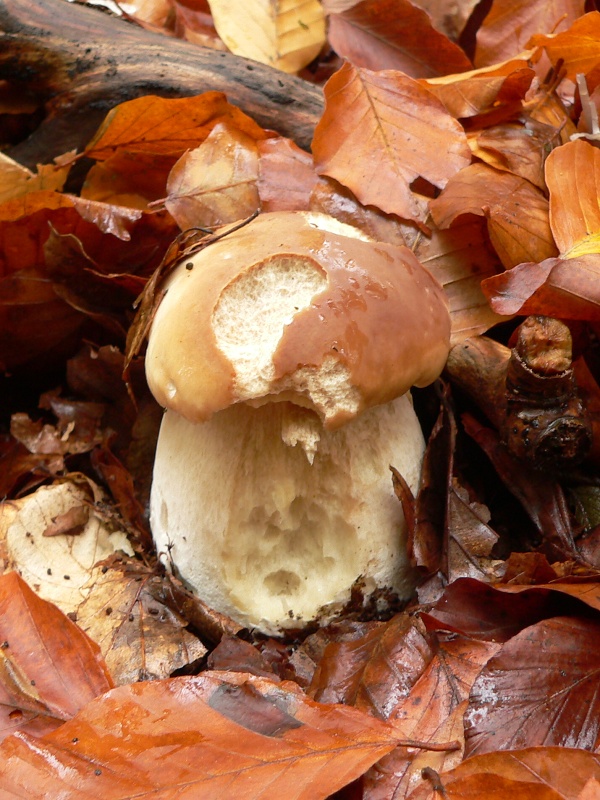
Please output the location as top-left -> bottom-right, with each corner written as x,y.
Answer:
0,0 -> 324,168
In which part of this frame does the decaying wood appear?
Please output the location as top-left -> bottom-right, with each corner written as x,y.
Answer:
0,0 -> 324,168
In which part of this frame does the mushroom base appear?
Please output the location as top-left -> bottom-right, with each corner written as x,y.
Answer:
150,395 -> 425,635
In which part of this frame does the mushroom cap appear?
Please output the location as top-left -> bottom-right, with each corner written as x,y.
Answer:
145,211 -> 450,428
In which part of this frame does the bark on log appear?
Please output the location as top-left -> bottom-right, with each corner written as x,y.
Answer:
0,0 -> 324,168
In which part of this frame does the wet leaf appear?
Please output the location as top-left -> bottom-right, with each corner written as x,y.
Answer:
258,136 -> 317,211
465,615 -> 600,755
324,0 -> 472,78
409,747 -> 600,799
312,62 -> 471,223
0,672 -> 401,798
0,571 -> 113,743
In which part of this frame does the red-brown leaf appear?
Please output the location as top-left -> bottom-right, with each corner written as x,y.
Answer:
0,672 -> 400,798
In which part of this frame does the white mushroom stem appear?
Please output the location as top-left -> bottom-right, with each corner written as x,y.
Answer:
150,395 -> 424,635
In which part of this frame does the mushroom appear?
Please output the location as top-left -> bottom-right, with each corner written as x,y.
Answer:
145,211 -> 450,635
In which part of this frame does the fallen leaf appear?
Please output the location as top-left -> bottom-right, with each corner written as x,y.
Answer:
324,0 -> 472,78
84,92 -> 268,161
165,122 -> 260,229
0,571 -> 113,742
421,57 -> 535,119
409,747 -> 600,799
206,0 -> 326,73
258,136 -> 317,211
464,615 -> 600,755
0,481 -> 133,614
312,62 -> 471,223
529,11 -> 600,81
0,672 -> 401,798
76,565 -> 207,685
0,153 -> 70,204
447,478 -> 500,583
475,0 -> 585,68
429,163 -> 557,269
410,0 -> 480,42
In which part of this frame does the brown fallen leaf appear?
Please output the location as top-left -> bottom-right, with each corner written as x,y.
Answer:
475,0 -> 585,68
409,746 -> 600,799
312,62 -> 471,224
41,503 -> 90,537
84,92 -> 268,161
0,571 -> 113,743
447,477 -> 500,584
429,163 -> 557,269
529,11 -> 600,81
465,615 -> 600,754
324,0 -> 472,78
258,136 -> 317,211
0,672 -> 401,798
421,57 -> 535,119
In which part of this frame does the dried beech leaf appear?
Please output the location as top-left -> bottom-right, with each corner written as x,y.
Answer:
447,478 -> 500,584
76,565 -> 207,685
482,253 -> 600,320
258,136 -> 318,211
81,151 -> 182,209
310,615 -> 434,717
421,57 -> 535,119
165,123 -> 260,229
365,635 -> 500,799
312,63 -> 471,223
408,747 -> 600,800
546,139 -> 600,255
0,154 -> 70,204
529,12 -> 600,81
85,93 -> 268,161
0,482 -> 133,614
399,0 -> 479,42
429,163 -> 557,269
206,0 -> 326,73
465,616 -> 600,755
0,672 -> 400,798
0,571 -> 112,743
119,0 -> 173,29
412,216 -> 507,342
324,0 -> 472,78
475,0 -> 585,68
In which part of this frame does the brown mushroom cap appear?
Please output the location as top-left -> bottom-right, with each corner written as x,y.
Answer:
145,211 -> 450,427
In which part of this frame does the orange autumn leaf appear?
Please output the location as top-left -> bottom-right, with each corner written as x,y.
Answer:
529,11 -> 600,81
0,572 -> 112,743
429,163 -> 557,269
312,62 -> 471,224
421,57 -> 535,120
324,0 -> 472,78
482,140 -> 600,319
84,92 -> 269,161
165,123 -> 260,230
475,0 -> 585,68
409,747 -> 600,800
0,672 -> 400,798
257,136 -> 317,211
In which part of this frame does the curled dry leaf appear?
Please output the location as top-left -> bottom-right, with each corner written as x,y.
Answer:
76,564 -> 207,685
447,478 -> 500,584
0,672 -> 401,798
429,163 -> 557,269
420,57 -> 535,120
0,571 -> 113,743
0,153 -> 71,204
465,615 -> 600,755
0,481 -> 133,614
312,62 -> 471,224
529,11 -> 600,81
324,0 -> 472,78
482,140 -> 600,320
475,0 -> 585,68
205,0 -> 327,74
408,746 -> 600,800
84,92 -> 268,161
165,123 -> 260,229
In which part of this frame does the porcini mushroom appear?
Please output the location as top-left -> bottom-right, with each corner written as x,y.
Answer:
145,211 -> 450,634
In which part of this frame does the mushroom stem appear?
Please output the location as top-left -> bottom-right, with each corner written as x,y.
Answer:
150,395 -> 424,634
